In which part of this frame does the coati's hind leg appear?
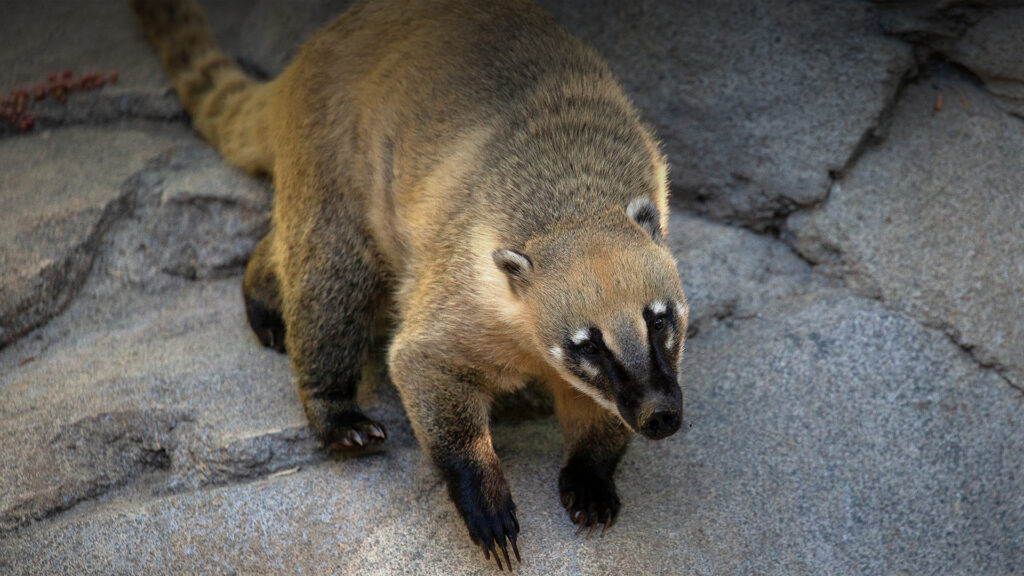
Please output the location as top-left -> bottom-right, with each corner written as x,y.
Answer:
243,232 -> 286,354
551,381 -> 631,535
282,218 -> 388,452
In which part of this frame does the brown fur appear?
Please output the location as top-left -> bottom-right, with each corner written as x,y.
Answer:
132,0 -> 688,566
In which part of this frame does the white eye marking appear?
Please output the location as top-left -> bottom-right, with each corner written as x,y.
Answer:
549,346 -> 564,360
579,359 -> 600,377
650,300 -> 667,315
675,300 -> 689,323
665,333 -> 675,350
571,329 -> 590,345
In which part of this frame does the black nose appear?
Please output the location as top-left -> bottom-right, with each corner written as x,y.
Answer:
640,409 -> 681,440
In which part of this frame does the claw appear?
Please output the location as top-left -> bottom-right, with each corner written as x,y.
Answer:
500,540 -> 512,570
562,492 -> 575,510
511,535 -> 521,564
339,430 -> 365,447
587,523 -> 597,539
367,424 -> 387,440
493,546 -> 504,571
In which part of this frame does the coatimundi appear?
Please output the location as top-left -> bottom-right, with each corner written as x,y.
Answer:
132,0 -> 688,568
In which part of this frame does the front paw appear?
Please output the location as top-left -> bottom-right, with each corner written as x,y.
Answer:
462,492 -> 521,571
442,457 -> 522,570
558,465 -> 621,536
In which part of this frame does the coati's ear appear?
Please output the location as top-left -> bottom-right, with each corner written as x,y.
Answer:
626,197 -> 664,245
492,249 -> 533,295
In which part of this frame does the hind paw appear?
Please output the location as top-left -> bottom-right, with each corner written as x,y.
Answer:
323,413 -> 387,453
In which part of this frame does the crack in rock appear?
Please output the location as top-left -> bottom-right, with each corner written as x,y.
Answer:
0,125 -> 192,349
96,144 -> 272,289
0,408 -> 322,535
0,408 -> 188,534
786,65 -> 1024,393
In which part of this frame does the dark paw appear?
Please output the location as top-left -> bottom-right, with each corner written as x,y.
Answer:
255,326 -> 286,354
559,465 -> 621,537
244,298 -> 286,354
322,412 -> 387,453
464,495 -> 521,571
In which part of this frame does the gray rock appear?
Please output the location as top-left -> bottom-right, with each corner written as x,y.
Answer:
0,125 -> 190,347
873,2 -> 1024,117
0,133 -> 288,532
537,0 -> 913,226
0,0 -> 182,132
789,67 -> 1024,387
944,7 -> 1024,117
668,210 -> 822,336
3,292 -> 1020,575
0,277 -> 330,534
873,1 -> 1024,41
2,2 -> 1021,575
101,144 -> 273,284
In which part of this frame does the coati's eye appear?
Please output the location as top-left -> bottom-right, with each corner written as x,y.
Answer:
581,342 -> 598,356
653,317 -> 666,331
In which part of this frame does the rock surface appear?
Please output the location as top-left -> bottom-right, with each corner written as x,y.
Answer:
943,7 -> 1024,117
0,125 -> 190,346
2,0 -> 1023,575
668,210 -> 822,336
0,133 -> 280,533
3,293 -> 1021,575
789,67 -> 1024,388
875,1 -> 1024,117
0,0 -> 182,131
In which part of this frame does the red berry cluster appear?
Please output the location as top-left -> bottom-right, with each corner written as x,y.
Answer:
1,69 -> 120,132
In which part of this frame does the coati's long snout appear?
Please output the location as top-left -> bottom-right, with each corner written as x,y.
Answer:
601,312 -> 685,440
611,351 -> 683,440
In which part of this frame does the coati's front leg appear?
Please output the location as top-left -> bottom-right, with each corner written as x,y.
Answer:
280,220 -> 388,452
390,342 -> 521,570
551,381 -> 632,535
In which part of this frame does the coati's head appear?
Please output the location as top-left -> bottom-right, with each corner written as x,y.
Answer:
493,198 -> 687,440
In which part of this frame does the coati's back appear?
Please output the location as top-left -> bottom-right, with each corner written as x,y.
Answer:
270,0 -> 667,272
134,0 -> 665,274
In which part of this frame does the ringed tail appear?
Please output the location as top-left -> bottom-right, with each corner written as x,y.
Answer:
130,0 -> 274,175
